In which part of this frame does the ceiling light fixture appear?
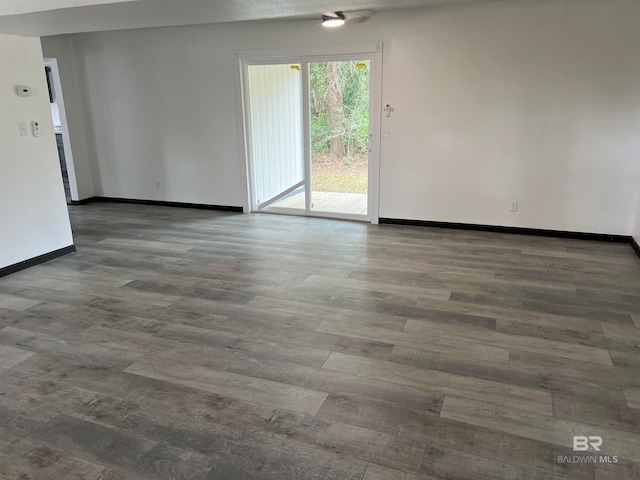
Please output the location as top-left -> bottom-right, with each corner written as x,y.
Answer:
322,12 -> 345,28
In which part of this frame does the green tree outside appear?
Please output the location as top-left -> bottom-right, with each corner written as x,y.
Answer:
309,60 -> 370,194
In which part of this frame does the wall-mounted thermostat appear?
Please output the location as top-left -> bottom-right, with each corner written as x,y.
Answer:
16,86 -> 32,97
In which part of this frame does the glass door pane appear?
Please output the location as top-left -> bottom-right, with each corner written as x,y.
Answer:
309,60 -> 370,216
247,64 -> 305,211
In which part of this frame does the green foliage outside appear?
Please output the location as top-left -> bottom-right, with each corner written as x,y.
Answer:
309,61 -> 371,160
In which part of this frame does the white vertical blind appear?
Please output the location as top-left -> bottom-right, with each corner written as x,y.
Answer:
247,64 -> 303,205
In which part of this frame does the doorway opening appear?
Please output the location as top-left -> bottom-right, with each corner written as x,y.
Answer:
239,46 -> 381,223
44,58 -> 79,204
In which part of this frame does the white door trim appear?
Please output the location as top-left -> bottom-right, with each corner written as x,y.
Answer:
233,56 -> 251,213
44,57 -> 79,202
236,44 -> 381,62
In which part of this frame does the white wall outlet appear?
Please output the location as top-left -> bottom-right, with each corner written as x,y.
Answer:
18,122 -> 28,136
32,121 -> 40,137
510,200 -> 519,212
155,180 -> 161,189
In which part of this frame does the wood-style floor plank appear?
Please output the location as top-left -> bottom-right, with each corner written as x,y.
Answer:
124,354 -> 329,416
624,388 -> 640,410
0,202 -> 638,479
316,319 -> 510,364
0,430 -> 109,480
0,344 -> 35,370
440,396 -> 640,463
322,351 -> 553,415
363,463 -> 437,480
404,318 -> 613,365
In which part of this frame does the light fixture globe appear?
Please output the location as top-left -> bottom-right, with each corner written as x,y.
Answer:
322,12 -> 345,27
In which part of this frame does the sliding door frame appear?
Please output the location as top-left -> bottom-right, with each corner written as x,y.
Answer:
236,44 -> 382,224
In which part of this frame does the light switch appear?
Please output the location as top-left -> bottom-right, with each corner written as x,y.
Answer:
18,123 -> 28,136
382,127 -> 390,138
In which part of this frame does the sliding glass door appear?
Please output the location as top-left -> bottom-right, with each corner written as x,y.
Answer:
242,47 -> 380,222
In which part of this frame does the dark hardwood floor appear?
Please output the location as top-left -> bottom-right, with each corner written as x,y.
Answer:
1,203 -> 639,479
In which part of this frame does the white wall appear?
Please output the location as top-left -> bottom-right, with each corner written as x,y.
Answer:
0,33 -> 74,269
42,0 -> 640,234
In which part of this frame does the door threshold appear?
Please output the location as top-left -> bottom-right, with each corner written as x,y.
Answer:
254,208 -> 370,223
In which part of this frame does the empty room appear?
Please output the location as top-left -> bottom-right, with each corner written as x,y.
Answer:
1,0 -> 640,478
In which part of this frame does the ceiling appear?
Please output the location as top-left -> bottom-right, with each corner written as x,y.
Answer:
0,0 -> 140,16
0,0 -> 497,37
